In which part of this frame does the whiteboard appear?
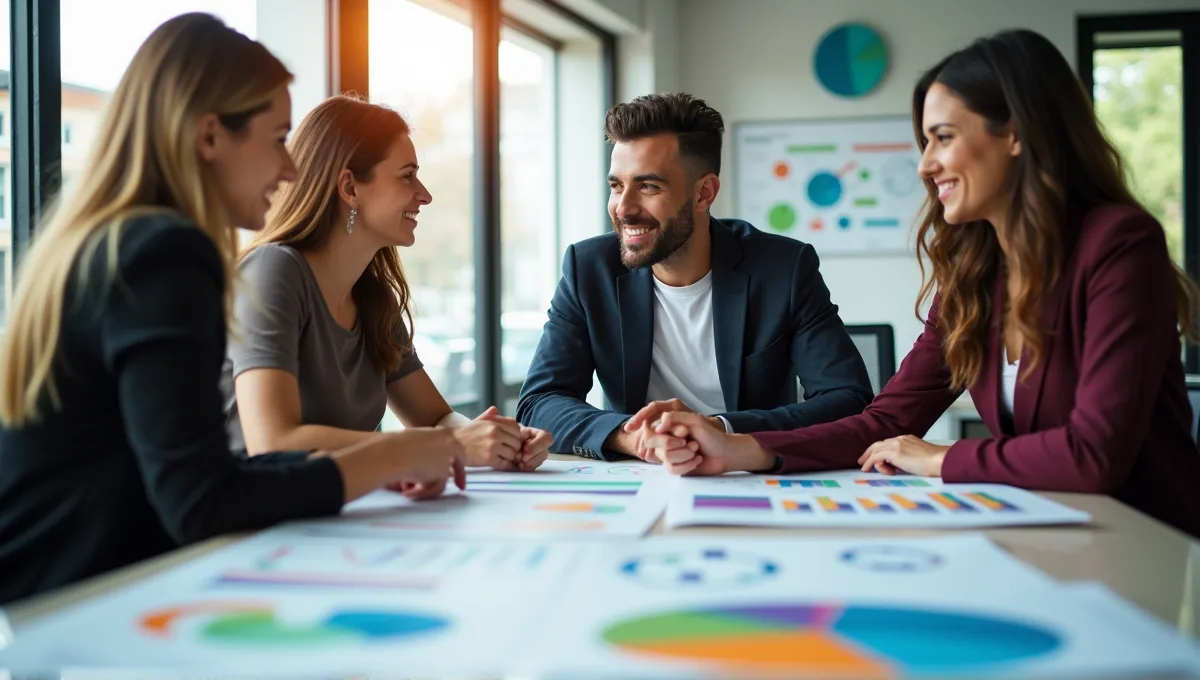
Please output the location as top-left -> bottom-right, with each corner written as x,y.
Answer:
734,116 -> 926,255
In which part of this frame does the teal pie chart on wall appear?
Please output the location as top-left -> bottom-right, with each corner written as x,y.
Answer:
814,23 -> 889,98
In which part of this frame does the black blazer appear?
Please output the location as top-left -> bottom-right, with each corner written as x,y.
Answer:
0,215 -> 344,604
516,218 -> 873,459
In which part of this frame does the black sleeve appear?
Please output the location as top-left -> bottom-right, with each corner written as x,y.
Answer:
99,226 -> 344,544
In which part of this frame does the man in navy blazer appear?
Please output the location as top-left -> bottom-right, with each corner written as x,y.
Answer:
516,93 -> 872,461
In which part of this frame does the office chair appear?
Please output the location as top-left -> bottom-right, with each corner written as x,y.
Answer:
845,324 -> 897,396
1186,377 -> 1200,443
797,324 -> 897,401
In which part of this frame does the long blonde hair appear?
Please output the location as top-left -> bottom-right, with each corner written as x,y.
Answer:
248,95 -> 415,375
0,13 -> 292,426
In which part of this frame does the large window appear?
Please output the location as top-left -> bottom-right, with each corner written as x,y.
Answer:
59,0 -> 328,192
1093,39 -> 1183,265
59,0 -> 259,179
371,0 -> 612,424
499,30 -> 558,389
369,0 -> 479,410
1080,14 -> 1200,372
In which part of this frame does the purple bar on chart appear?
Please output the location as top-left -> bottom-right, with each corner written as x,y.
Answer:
693,495 -> 773,510
854,479 -> 931,487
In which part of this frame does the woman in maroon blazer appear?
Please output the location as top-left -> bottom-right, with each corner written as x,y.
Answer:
646,29 -> 1200,538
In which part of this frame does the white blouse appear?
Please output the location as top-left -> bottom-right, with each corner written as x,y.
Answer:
1000,346 -> 1019,418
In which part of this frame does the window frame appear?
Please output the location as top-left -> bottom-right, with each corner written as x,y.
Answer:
10,0 -> 62,268
1079,11 -> 1200,374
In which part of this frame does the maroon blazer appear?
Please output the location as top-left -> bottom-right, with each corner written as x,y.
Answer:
754,204 -> 1200,537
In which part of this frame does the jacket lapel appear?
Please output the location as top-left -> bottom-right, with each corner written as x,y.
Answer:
710,220 -> 748,411
1013,270 -> 1067,434
617,268 -> 654,410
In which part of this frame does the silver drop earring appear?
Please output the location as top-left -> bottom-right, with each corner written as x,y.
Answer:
347,207 -> 357,234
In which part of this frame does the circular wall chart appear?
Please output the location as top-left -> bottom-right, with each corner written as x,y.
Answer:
603,603 -> 1061,676
806,172 -> 843,208
140,604 -> 448,646
838,545 -> 944,573
814,23 -> 890,98
881,156 -> 920,197
768,203 -> 797,232
620,548 -> 779,588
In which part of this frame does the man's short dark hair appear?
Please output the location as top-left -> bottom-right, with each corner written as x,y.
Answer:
604,92 -> 725,177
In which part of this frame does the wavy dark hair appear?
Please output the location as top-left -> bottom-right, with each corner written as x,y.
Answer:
248,95 -> 414,375
913,28 -> 1200,390
604,92 -> 725,177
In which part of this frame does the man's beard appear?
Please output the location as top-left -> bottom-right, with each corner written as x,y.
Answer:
616,201 -> 695,269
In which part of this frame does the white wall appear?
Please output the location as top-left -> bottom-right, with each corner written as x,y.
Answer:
676,0 -> 1200,366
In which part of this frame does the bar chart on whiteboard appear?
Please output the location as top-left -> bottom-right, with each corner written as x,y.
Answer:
734,116 -> 925,255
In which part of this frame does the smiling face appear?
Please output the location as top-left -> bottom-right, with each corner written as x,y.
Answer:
918,82 -> 1021,227
607,133 -> 698,269
203,87 -> 297,230
352,133 -> 432,248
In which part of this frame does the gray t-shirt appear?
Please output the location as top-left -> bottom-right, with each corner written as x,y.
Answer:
223,243 -> 423,450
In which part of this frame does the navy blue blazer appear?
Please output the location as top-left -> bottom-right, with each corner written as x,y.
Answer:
516,218 -> 873,460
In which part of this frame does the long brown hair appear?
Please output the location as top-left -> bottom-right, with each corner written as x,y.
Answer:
0,13 -> 291,426
913,29 -> 1200,391
247,94 -> 414,375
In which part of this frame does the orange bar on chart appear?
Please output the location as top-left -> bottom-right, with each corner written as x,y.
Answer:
858,498 -> 879,511
889,494 -> 918,509
964,492 -> 1019,511
817,497 -> 839,511
930,493 -> 961,510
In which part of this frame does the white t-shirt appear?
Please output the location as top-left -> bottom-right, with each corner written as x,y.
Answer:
644,271 -> 729,421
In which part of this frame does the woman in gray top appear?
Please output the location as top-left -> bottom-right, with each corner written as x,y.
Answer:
226,95 -> 552,497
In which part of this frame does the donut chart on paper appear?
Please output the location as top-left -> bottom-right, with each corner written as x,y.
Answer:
604,603 -> 1061,676
619,548 -> 780,588
838,545 -> 945,573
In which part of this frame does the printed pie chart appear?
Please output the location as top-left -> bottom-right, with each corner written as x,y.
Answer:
603,603 -> 1061,676
203,610 -> 448,644
140,604 -> 448,646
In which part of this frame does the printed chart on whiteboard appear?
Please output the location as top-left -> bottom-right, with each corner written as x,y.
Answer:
735,116 -> 925,255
